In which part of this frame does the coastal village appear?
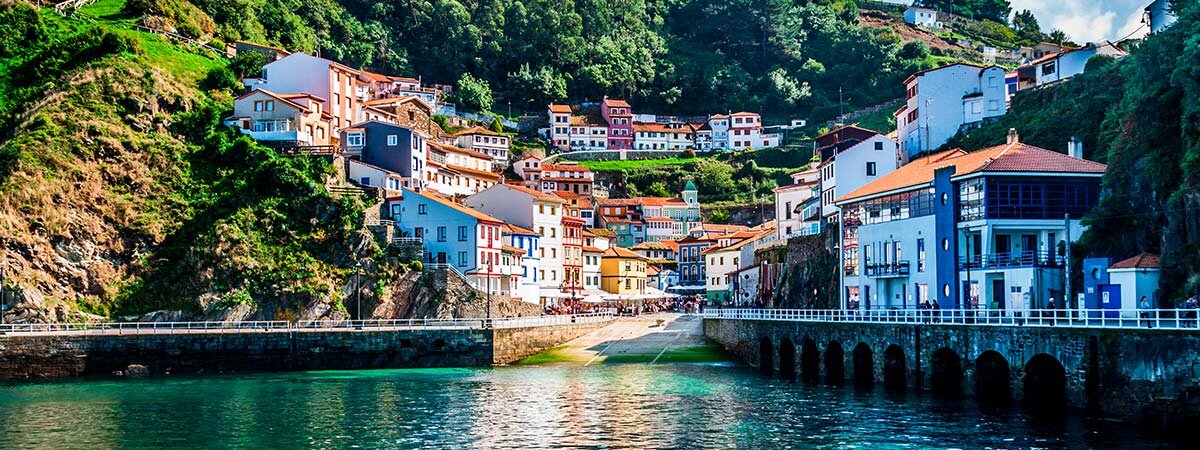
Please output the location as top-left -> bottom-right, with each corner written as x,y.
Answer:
216,0 -> 1177,317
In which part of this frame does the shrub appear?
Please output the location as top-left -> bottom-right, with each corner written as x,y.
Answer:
409,260 -> 423,271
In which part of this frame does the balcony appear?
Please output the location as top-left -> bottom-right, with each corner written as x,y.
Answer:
240,129 -> 313,144
865,261 -> 910,278
960,251 -> 1065,270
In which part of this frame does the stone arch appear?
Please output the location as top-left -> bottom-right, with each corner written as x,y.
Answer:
883,344 -> 906,390
974,350 -> 1011,406
779,338 -> 796,380
853,342 -> 874,387
930,347 -> 964,397
800,338 -> 820,383
758,336 -> 774,376
1024,353 -> 1067,411
825,340 -> 846,385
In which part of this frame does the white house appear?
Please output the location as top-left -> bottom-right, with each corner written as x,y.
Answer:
465,184 -> 569,305
896,63 -> 1008,161
707,115 -> 730,151
1018,41 -> 1127,90
727,112 -> 780,149
346,159 -> 407,195
904,6 -> 941,28
1107,253 -> 1161,316
453,126 -> 510,165
815,126 -> 900,222
248,52 -> 365,132
425,142 -> 502,197
774,167 -> 820,240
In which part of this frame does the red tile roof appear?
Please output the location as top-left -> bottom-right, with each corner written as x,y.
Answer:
603,98 -> 632,108
453,126 -> 505,137
838,141 -> 1106,203
415,189 -> 504,224
500,184 -> 566,203
548,104 -> 572,114
1110,253 -> 1160,270
505,223 -> 539,235
445,163 -> 502,181
604,246 -> 645,260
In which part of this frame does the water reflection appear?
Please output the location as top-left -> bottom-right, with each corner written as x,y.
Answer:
0,365 -> 1182,449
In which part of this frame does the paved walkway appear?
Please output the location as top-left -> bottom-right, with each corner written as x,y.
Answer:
532,313 -> 717,364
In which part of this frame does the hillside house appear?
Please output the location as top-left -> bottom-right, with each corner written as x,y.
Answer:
225,89 -> 332,146
249,53 -> 365,132
390,189 -> 508,295
895,63 -> 1008,159
341,121 -> 429,190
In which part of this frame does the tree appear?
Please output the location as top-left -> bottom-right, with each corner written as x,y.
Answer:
228,50 -> 269,78
454,73 -> 493,112
1047,29 -> 1069,45
489,116 -> 504,132
1011,9 -> 1043,43
645,181 -> 670,197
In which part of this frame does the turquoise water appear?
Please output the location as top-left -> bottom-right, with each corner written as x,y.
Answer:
0,364 -> 1179,449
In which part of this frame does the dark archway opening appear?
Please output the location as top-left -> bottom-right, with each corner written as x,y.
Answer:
825,341 -> 845,385
779,338 -> 796,380
758,337 -> 774,376
883,344 -> 906,391
975,350 -> 1012,408
930,347 -> 963,397
853,342 -> 874,387
800,338 -> 820,383
1024,354 -> 1067,413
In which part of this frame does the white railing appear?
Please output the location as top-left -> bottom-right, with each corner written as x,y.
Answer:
703,308 -> 1200,330
0,313 -> 614,336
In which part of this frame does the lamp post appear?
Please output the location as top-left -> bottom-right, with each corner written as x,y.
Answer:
355,260 -> 363,322
1,259 -> 6,326
487,263 -> 493,327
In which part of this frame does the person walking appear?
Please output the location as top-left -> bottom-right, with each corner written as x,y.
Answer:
1185,295 -> 1198,327
931,299 -> 941,323
1139,296 -> 1152,328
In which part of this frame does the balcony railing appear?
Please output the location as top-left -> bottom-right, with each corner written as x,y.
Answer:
960,251 -> 1064,270
865,260 -> 910,277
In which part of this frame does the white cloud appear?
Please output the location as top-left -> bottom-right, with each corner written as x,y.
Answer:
1009,0 -> 1149,43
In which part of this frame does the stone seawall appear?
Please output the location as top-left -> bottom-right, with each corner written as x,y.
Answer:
492,321 -> 610,364
0,321 -> 609,379
705,318 -> 1200,429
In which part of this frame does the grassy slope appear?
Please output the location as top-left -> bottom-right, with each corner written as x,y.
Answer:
574,157 -> 699,172
0,2 -> 365,317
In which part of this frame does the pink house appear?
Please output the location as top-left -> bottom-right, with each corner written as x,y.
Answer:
601,97 -> 634,150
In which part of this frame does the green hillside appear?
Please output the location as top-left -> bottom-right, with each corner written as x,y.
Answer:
0,1 -> 367,317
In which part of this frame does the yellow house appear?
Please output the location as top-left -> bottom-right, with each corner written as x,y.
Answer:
601,247 -> 648,295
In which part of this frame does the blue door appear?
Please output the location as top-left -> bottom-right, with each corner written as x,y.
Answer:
1099,284 -> 1121,319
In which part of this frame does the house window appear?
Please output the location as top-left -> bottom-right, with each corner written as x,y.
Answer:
458,251 -> 468,267
437,226 -> 446,242
254,101 -> 263,112
988,100 -> 999,111
875,141 -> 884,150
265,100 -> 274,111
917,238 -> 926,272
418,204 -> 427,215
346,133 -> 363,147
867,162 -> 877,176
388,135 -> 398,146
458,226 -> 468,241
1042,61 -> 1056,76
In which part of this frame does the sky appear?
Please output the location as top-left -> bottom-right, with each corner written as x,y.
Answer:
1009,0 -> 1150,43
883,1 -> 1152,43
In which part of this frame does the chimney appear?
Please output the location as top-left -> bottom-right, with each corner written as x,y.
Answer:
1006,128 -> 1019,145
1068,136 -> 1083,159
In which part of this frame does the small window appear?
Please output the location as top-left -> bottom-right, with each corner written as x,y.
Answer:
387,135 -> 398,146
867,162 -> 877,176
418,204 -> 428,215
874,141 -> 883,151
265,100 -> 274,111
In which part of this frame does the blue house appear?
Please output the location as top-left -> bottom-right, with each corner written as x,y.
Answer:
674,233 -> 718,297
390,188 -> 506,293
835,132 -> 1106,312
343,121 -> 429,189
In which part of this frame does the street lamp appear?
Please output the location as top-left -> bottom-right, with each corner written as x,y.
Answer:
355,260 -> 363,323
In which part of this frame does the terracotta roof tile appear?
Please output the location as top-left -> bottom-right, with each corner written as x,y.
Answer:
1110,253 -> 1160,270
604,246 -> 645,259
838,142 -> 1106,203
548,104 -> 572,114
411,189 -> 504,224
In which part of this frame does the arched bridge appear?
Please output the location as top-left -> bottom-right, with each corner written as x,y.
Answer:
704,308 -> 1200,428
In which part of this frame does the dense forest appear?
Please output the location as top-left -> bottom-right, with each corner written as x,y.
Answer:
945,1 -> 1200,304
129,0 -> 1029,121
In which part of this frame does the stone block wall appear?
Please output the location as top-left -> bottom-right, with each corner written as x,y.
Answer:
492,321 -> 609,364
0,328 -> 492,379
704,318 -> 1200,428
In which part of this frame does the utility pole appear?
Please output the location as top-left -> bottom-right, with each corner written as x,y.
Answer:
1065,213 -> 1072,310
838,87 -> 844,120
355,260 -> 363,322
1,259 -> 6,326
